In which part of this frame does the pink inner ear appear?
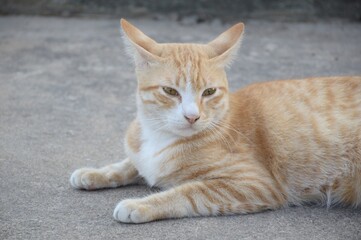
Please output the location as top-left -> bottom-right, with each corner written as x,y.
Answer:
207,23 -> 244,65
208,23 -> 244,56
121,18 -> 163,61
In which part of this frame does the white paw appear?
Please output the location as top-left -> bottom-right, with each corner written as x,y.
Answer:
69,168 -> 97,190
113,199 -> 149,223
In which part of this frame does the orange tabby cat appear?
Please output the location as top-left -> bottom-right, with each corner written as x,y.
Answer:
70,19 -> 361,223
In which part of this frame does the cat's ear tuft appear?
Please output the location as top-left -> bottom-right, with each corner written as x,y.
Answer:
120,19 -> 163,68
207,22 -> 244,67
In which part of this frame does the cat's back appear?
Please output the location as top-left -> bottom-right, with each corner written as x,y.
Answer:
232,76 -> 361,131
234,76 -> 361,107
230,76 -> 361,205
231,76 -> 361,151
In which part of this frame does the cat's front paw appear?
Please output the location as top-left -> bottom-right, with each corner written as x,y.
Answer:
113,199 -> 152,223
70,168 -> 107,190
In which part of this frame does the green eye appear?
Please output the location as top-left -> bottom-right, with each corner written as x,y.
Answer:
202,88 -> 217,96
163,87 -> 179,96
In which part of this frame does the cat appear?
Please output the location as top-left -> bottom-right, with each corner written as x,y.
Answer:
70,18 -> 361,223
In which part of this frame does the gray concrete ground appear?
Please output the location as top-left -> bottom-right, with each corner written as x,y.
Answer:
0,16 -> 360,240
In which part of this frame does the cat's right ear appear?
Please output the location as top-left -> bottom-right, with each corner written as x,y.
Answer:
120,19 -> 164,68
207,22 -> 244,68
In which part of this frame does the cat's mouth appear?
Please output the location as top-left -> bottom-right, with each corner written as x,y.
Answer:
177,126 -> 195,133
173,123 -> 204,137
179,124 -> 195,130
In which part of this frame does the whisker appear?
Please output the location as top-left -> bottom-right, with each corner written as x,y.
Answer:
214,120 -> 255,145
208,122 -> 233,152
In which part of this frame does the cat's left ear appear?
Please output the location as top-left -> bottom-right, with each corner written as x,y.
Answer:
120,19 -> 164,68
207,22 -> 244,67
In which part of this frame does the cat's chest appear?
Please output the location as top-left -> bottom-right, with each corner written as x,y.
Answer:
131,131 -> 178,186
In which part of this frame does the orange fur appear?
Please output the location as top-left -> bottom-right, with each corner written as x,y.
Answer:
70,19 -> 361,223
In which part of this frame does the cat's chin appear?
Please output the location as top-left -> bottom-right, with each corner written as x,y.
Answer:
170,125 -> 202,138
162,126 -> 199,137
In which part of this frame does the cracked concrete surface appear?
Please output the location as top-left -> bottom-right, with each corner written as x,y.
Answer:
0,16 -> 360,240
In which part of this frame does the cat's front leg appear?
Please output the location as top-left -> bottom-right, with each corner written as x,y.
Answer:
113,178 -> 285,223
70,158 -> 139,190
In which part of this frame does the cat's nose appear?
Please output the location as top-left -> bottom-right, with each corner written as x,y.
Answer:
184,115 -> 200,124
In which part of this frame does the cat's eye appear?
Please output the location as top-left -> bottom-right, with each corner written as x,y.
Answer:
202,88 -> 217,96
163,87 -> 179,96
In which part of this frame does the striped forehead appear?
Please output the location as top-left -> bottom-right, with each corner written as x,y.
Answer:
169,45 -> 208,91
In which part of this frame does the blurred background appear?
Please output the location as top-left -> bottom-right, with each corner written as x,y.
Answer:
1,0 -> 361,22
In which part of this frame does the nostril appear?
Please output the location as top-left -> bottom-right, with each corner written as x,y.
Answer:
184,115 -> 200,124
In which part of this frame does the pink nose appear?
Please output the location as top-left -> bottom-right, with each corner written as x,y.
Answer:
184,115 -> 200,124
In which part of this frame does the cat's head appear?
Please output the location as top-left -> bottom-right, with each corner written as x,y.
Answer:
121,19 -> 244,137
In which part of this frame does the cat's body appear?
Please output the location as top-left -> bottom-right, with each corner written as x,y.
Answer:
129,77 -> 361,202
70,19 -> 361,223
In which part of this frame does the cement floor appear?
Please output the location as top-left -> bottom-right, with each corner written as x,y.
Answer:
0,16 -> 360,240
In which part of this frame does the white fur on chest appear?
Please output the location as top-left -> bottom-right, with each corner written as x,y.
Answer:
131,126 -> 178,186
